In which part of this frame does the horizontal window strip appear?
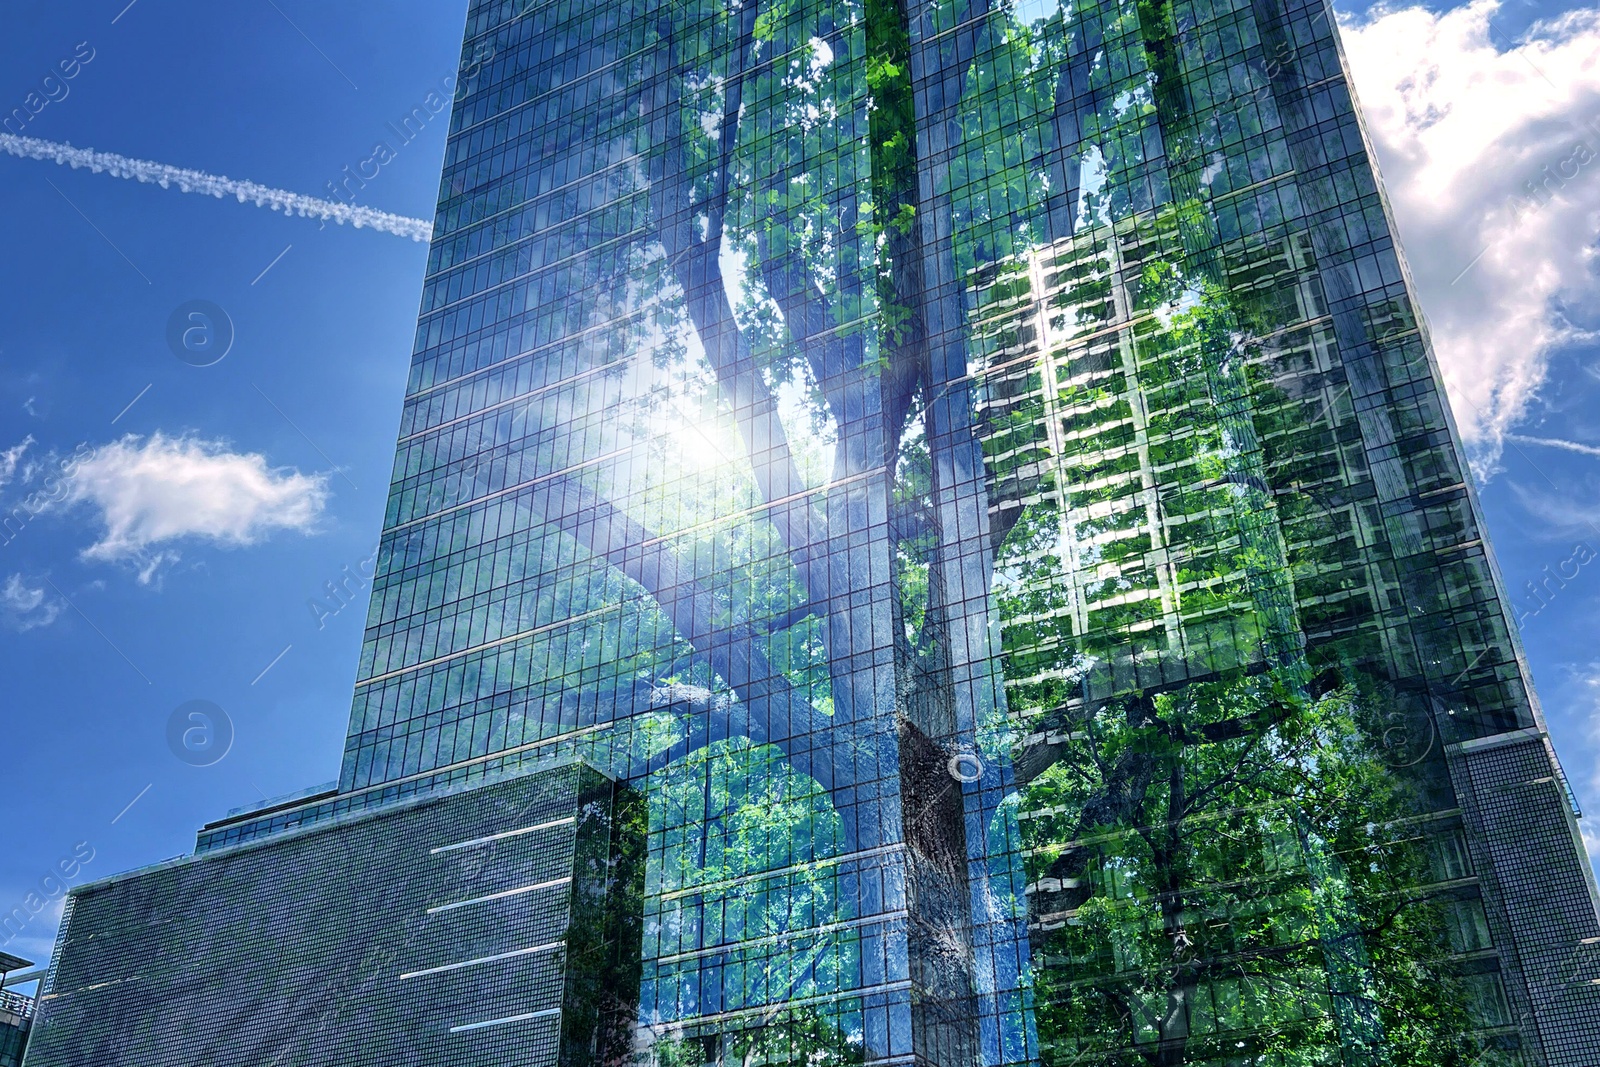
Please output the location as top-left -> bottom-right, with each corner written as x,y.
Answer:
399,940 -> 563,980
450,1007 -> 561,1034
432,816 -> 575,854
428,876 -> 571,915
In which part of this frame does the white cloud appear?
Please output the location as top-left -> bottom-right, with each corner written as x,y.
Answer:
1341,0 -> 1600,476
0,436 -> 32,488
1,573 -> 62,631
60,433 -> 330,568
1507,476 -> 1600,537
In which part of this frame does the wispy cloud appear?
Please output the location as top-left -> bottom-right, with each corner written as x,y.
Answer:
0,894 -> 68,960
0,436 -> 32,489
1507,433 -> 1600,459
1508,479 -> 1600,537
0,134 -> 432,241
58,433 -> 330,578
1342,0 -> 1600,477
1,573 -> 63,631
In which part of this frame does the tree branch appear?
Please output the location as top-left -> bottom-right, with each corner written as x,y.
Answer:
532,471 -> 862,801
647,12 -> 831,612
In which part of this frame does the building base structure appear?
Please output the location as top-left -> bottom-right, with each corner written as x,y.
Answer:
25,761 -> 642,1067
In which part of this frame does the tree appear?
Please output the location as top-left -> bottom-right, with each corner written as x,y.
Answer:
410,0 -> 1035,1044
960,65 -> 1487,1058
394,0 -> 1480,1063
1009,669 -> 1481,1066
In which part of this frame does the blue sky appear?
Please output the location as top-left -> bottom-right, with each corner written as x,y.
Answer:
0,0 -> 465,966
2,0 -> 1599,970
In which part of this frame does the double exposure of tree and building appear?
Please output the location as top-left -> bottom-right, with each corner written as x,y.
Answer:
194,0 -> 1600,1064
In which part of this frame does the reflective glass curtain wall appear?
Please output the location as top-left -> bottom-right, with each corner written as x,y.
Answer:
345,1 -> 1020,1065
196,0 -> 1600,1064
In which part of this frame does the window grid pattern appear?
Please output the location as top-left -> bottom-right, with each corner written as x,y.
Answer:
198,0 -> 1600,1065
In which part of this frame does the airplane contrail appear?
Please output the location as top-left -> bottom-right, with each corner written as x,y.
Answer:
1507,433 -> 1600,459
0,134 -> 432,242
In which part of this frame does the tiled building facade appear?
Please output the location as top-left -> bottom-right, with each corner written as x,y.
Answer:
28,762 -> 642,1067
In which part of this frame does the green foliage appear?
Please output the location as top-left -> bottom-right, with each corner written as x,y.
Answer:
864,0 -> 920,351
1013,674 -> 1480,1066
649,738 -> 849,1010
649,1003 -> 866,1067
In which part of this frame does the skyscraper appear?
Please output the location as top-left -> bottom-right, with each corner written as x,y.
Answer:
79,0 -> 1600,1064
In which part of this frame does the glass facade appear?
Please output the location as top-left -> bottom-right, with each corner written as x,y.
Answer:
193,0 -> 1600,1064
